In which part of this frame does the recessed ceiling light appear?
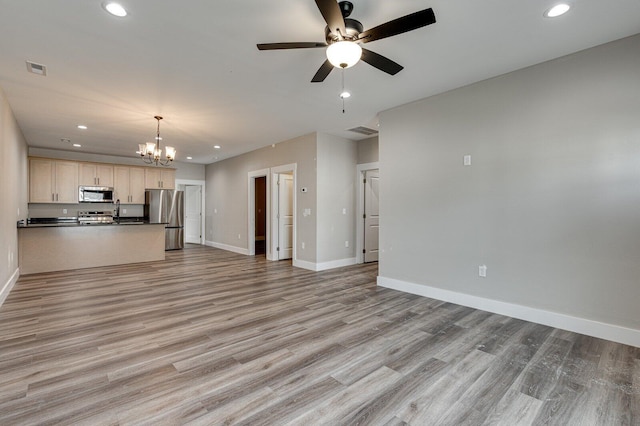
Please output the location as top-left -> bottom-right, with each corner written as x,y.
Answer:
103,2 -> 127,17
544,3 -> 571,18
213,145 -> 221,149
340,91 -> 351,99
186,156 -> 193,160
73,144 -> 82,148
77,125 -> 87,130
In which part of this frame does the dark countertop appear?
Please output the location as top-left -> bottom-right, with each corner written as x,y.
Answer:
17,217 -> 166,228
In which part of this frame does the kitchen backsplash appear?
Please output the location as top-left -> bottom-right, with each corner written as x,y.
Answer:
28,203 -> 144,218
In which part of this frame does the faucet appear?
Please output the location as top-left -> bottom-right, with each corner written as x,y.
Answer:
115,199 -> 120,222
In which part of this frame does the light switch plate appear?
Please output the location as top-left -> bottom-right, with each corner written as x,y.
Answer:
464,155 -> 472,166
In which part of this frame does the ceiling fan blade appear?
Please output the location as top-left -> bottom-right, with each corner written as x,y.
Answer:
315,0 -> 346,37
360,48 -> 403,75
311,59 -> 334,83
257,42 -> 327,50
357,8 -> 436,44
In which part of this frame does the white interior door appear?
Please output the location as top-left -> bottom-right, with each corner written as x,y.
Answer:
277,174 -> 294,260
185,185 -> 202,244
364,169 -> 379,263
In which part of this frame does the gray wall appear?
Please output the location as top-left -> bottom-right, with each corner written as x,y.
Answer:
317,133 -> 358,263
205,133 -> 318,262
0,88 -> 28,296
357,136 -> 379,164
378,34 -> 640,331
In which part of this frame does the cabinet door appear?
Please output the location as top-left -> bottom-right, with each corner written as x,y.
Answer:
161,169 -> 176,189
79,163 -> 98,186
55,161 -> 79,203
96,164 -> 114,187
113,166 -> 130,203
145,168 -> 161,189
129,168 -> 146,204
29,158 -> 54,202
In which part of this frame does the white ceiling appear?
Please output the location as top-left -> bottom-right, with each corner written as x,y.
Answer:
1,1 -> 639,164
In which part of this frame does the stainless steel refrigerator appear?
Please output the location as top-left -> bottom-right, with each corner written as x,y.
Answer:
145,189 -> 184,250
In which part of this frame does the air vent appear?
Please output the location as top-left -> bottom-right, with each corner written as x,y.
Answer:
26,61 -> 47,76
348,126 -> 378,136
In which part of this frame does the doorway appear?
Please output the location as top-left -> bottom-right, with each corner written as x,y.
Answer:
254,176 -> 267,255
185,185 -> 202,244
274,172 -> 293,260
363,169 -> 379,262
269,164 -> 296,262
177,179 -> 205,246
356,162 -> 380,263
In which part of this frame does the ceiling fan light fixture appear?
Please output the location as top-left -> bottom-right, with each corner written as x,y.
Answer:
326,41 -> 362,69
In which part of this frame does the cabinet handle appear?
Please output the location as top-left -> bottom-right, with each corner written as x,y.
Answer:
97,177 -> 100,185
56,193 -> 59,201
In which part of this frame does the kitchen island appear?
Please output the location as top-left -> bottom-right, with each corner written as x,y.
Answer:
18,221 -> 166,275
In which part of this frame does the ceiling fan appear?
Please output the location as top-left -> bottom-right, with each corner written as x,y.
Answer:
257,0 -> 436,82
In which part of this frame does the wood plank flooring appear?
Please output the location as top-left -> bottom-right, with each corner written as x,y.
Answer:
1,245 -> 638,425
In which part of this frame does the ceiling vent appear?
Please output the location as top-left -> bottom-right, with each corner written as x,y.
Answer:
26,61 -> 47,76
348,126 -> 378,136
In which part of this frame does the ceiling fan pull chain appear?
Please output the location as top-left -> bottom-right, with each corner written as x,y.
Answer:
341,68 -> 346,113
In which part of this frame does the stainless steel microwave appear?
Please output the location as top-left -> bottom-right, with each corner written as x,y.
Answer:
79,186 -> 114,203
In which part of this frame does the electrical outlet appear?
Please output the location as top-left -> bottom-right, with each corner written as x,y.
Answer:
479,265 -> 487,278
301,242 -> 305,249
214,208 -> 217,214
122,209 -> 127,214
345,241 -> 349,248
342,208 -> 347,215
464,155 -> 472,166
63,209 -> 67,214
238,233 -> 241,239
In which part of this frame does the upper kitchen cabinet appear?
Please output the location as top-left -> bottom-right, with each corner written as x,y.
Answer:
29,158 -> 79,203
79,163 -> 114,187
114,166 -> 146,204
145,168 -> 175,189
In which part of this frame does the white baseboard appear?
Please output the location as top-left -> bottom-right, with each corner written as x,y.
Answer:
0,268 -> 19,308
378,276 -> 640,348
293,257 -> 356,272
204,240 -> 250,256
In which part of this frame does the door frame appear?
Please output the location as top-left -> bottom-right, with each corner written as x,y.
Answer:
248,168 -> 270,257
176,178 -> 206,245
270,164 -> 297,262
355,162 -> 379,264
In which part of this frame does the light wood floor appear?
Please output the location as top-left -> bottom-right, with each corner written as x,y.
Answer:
1,245 -> 638,425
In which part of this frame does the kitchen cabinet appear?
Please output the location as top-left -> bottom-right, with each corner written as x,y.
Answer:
29,158 -> 79,203
145,168 -> 175,189
114,166 -> 146,204
79,163 -> 114,187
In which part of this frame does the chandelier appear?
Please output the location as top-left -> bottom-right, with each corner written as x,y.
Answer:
138,116 -> 175,166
